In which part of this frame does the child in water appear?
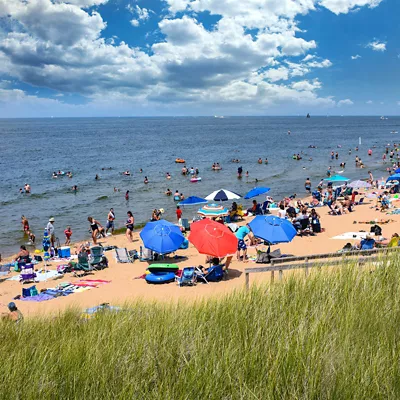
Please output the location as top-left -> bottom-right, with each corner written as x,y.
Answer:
64,226 -> 72,245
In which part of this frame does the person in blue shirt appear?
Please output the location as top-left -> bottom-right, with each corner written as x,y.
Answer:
235,225 -> 251,262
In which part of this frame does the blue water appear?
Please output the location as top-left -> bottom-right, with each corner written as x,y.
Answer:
0,116 -> 399,256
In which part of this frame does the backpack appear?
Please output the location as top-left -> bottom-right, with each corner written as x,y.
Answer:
370,225 -> 382,236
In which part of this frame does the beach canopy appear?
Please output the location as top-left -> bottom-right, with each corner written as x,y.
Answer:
348,180 -> 371,189
198,204 -> 229,217
323,175 -> 350,182
178,196 -> 208,206
140,219 -> 184,255
244,187 -> 270,199
205,189 -> 241,202
188,219 -> 238,257
248,215 -> 297,245
386,173 -> 400,182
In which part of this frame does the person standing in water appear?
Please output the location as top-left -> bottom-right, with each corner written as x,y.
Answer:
304,178 -> 312,194
125,190 -> 129,201
238,166 -> 243,178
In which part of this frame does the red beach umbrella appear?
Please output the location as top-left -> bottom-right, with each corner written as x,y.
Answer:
188,219 -> 238,258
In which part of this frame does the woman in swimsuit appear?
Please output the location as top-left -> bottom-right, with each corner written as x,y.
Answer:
126,211 -> 134,242
21,215 -> 30,234
88,216 -> 104,245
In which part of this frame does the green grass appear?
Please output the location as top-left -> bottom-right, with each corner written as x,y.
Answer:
2,255 -> 400,399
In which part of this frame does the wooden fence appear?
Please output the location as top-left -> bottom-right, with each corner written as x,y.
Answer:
244,247 -> 399,289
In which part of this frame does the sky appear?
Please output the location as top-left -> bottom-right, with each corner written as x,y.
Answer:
0,0 -> 398,117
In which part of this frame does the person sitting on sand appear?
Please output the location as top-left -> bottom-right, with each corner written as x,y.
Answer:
355,235 -> 376,250
126,211 -> 134,242
1,302 -> 23,324
378,233 -> 399,247
278,204 -> 286,219
165,188 -> 172,196
87,216 -> 105,245
14,245 -> 30,263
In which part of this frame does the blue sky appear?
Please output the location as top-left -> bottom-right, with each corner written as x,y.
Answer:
0,0 -> 398,117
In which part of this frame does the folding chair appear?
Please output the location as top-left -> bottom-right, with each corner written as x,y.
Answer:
115,248 -> 134,263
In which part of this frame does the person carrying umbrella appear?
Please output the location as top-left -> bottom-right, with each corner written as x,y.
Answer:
235,225 -> 252,262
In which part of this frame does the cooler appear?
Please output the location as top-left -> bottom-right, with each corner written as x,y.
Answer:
58,246 -> 71,258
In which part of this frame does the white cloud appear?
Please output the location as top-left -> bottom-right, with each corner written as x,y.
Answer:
264,67 -> 290,82
318,0 -> 383,14
291,79 -> 322,91
366,100 -> 373,104
367,40 -> 386,52
130,19 -> 139,27
338,99 -> 354,106
351,54 -> 361,59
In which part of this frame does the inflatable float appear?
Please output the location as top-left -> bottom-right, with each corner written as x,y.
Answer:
190,177 -> 202,182
145,271 -> 176,284
175,158 -> 185,163
147,264 -> 179,273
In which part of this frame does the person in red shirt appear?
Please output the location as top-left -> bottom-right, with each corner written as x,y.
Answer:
176,206 -> 182,221
64,226 -> 72,245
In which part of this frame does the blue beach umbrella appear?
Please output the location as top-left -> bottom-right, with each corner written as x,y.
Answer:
323,175 -> 350,182
178,196 -> 208,206
244,187 -> 271,199
248,215 -> 297,245
140,219 -> 185,255
395,168 -> 400,174
386,173 -> 400,182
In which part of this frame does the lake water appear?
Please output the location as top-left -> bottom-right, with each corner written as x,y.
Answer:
0,116 -> 399,256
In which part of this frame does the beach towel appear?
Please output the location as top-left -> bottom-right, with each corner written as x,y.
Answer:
331,232 -> 372,240
20,294 -> 55,302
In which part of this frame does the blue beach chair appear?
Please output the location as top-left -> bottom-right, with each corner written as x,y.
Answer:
176,267 -> 196,286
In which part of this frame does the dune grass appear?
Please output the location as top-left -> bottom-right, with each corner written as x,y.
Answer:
1,255 -> 400,399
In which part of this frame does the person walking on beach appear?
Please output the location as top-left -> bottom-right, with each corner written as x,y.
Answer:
88,217 -> 104,245
304,178 -> 311,194
46,217 -> 56,248
106,208 -> 115,235
235,225 -> 251,262
64,226 -> 72,245
126,211 -> 134,242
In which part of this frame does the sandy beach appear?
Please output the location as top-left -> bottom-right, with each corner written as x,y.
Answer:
1,190 -> 399,318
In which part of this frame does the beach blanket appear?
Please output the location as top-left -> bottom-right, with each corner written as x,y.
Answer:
20,294 -> 55,302
388,209 -> 400,215
331,232 -> 373,240
8,269 -> 62,282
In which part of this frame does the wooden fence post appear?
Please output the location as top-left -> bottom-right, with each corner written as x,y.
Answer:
279,270 -> 283,281
245,272 -> 249,290
271,271 -> 275,284
305,257 -> 309,277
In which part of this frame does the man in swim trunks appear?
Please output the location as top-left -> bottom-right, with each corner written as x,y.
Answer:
106,208 -> 115,235
46,217 -> 56,248
235,225 -> 252,262
1,302 -> 23,324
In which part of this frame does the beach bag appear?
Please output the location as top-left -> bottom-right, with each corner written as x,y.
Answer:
370,225 -> 382,236
256,251 -> 270,264
22,285 -> 38,298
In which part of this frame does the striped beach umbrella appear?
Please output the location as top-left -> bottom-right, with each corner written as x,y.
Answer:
198,204 -> 229,217
205,189 -> 241,202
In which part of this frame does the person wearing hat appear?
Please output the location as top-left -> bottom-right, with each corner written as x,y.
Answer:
46,217 -> 56,248
1,302 -> 23,323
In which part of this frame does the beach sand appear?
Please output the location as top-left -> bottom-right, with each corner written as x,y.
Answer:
1,193 -> 399,318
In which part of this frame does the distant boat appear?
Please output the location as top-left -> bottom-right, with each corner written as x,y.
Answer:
214,115 -> 224,119
306,113 -> 310,118
391,131 -> 398,134
380,116 -> 388,120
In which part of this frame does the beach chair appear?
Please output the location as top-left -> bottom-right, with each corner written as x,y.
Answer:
355,197 -> 365,205
140,247 -> 154,262
360,239 -> 375,250
115,247 -> 134,263
20,263 -> 36,284
176,267 -> 196,286
90,246 -> 108,270
196,265 -> 224,283
73,252 -> 94,277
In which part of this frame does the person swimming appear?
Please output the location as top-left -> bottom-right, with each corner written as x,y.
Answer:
95,174 -> 99,180
166,172 -> 171,180
123,170 -> 131,176
72,185 -> 78,192
238,166 -> 243,178
258,158 -> 262,164
52,172 -> 57,178
144,176 -> 149,184
165,188 -> 172,196
125,190 -> 129,200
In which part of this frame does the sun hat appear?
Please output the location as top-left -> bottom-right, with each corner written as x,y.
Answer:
49,217 -> 55,222
159,208 -> 165,214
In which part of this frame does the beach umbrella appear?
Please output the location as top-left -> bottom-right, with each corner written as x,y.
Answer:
395,168 -> 400,174
188,219 -> 238,257
323,175 -> 350,182
178,196 -> 208,206
386,174 -> 400,182
248,215 -> 296,245
348,180 -> 371,189
244,187 -> 271,199
198,203 -> 229,217
205,189 -> 241,202
140,219 -> 185,255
